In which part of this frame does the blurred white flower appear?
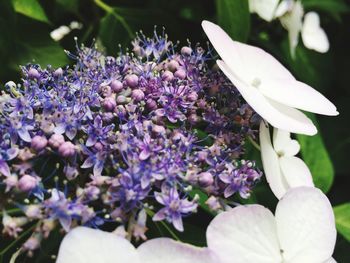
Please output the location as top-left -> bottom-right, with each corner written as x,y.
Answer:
56,227 -> 215,263
206,187 -> 337,263
50,21 -> 83,41
249,0 -> 330,55
50,26 -> 71,41
201,20 -> 338,135
259,121 -> 314,199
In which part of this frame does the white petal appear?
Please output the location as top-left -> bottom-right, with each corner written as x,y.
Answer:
275,187 -> 336,263
302,12 -> 330,53
272,128 -> 300,157
259,122 -> 288,199
207,205 -> 282,263
323,258 -> 337,263
249,0 -> 279,22
260,78 -> 338,116
279,156 -> 314,187
56,227 -> 139,263
218,60 -> 317,135
201,21 -> 247,80
275,0 -> 293,18
138,238 -> 216,263
267,98 -> 317,135
280,1 -> 304,55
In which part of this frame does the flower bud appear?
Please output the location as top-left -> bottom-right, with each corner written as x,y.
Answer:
31,135 -> 48,151
181,46 -> 192,56
111,80 -> 123,93
187,91 -> 198,102
18,174 -> 38,192
28,68 -> 40,79
103,97 -> 116,111
146,99 -> 157,110
174,69 -> 186,79
49,134 -> 65,148
24,205 -> 42,219
162,70 -> 174,81
198,172 -> 214,187
167,60 -> 179,72
131,89 -> 145,102
58,141 -> 76,157
53,68 -> 63,77
125,74 -> 139,88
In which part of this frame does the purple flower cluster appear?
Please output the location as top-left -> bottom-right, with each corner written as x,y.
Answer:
0,30 -> 261,254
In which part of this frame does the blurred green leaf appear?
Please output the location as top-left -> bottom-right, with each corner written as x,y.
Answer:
56,0 -> 79,14
334,203 -> 350,243
12,0 -> 49,24
216,0 -> 250,42
297,114 -> 334,193
302,0 -> 349,22
282,40 -> 333,93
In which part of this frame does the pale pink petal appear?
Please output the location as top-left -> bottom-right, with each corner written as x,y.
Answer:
138,238 -> 216,263
56,227 -> 139,263
275,187 -> 336,263
207,205 -> 282,263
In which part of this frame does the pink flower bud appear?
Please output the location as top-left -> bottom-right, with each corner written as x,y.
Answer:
31,135 -> 48,151
181,46 -> 192,56
162,70 -> 174,81
131,89 -> 145,102
103,97 -> 116,111
53,68 -> 63,77
58,141 -> 76,157
187,91 -> 198,102
49,134 -> 65,148
198,172 -> 214,187
125,74 -> 139,88
111,80 -> 123,93
146,99 -> 157,110
28,68 -> 40,79
167,60 -> 179,72
18,175 -> 38,192
174,69 -> 186,79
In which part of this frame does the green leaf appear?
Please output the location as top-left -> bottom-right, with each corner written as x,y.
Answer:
12,0 -> 49,24
56,0 -> 79,14
334,203 -> 350,242
302,0 -> 349,22
297,113 -> 334,193
216,0 -> 250,42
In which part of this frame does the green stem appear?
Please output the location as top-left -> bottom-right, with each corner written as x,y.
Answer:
145,209 -> 181,241
0,208 -> 22,216
0,222 -> 38,256
94,0 -> 134,39
248,136 -> 261,151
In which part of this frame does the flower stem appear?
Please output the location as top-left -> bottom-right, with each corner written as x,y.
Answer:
0,222 -> 38,256
248,136 -> 261,151
145,209 -> 181,241
94,0 -> 134,39
0,208 -> 22,216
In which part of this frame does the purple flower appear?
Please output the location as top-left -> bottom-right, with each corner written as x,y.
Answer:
153,186 -> 197,231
